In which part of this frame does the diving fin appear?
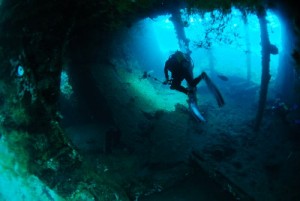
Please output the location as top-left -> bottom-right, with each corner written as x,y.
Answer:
204,75 -> 225,107
188,92 -> 206,122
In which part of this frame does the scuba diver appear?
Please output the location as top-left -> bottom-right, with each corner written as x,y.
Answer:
163,50 -> 225,107
163,50 -> 197,94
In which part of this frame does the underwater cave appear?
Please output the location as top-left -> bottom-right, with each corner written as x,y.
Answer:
0,0 -> 300,201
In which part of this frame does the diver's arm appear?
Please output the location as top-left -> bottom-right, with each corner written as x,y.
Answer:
164,65 -> 169,81
163,63 -> 171,85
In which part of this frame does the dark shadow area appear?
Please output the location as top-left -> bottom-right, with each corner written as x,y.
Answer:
140,164 -> 236,201
61,27 -> 115,127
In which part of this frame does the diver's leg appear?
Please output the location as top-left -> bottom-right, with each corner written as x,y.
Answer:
185,71 -> 194,86
170,79 -> 189,94
191,72 -> 207,87
171,85 -> 189,94
184,71 -> 197,94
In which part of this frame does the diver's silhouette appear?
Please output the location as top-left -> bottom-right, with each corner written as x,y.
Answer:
163,50 -> 224,107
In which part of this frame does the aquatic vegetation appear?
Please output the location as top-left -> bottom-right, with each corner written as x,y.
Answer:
8,104 -> 31,127
186,0 -> 260,14
66,166 -> 130,201
112,0 -> 134,14
0,129 -> 65,201
0,130 -> 29,175
60,70 -> 73,99
5,58 -> 38,104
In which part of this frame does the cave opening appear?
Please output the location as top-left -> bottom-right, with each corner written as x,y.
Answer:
1,1 -> 299,201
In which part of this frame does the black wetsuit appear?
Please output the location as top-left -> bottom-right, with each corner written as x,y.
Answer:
164,52 -> 205,94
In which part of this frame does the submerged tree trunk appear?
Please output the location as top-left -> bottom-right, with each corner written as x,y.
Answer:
170,7 -> 191,55
254,9 -> 278,131
244,19 -> 252,81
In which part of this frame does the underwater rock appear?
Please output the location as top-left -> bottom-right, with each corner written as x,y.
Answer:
143,161 -> 184,171
141,110 -> 155,120
231,161 -> 243,170
204,144 -> 237,162
137,121 -> 155,138
154,110 -> 164,119
190,150 -> 255,201
264,162 -> 281,180
175,103 -> 189,114
141,110 -> 164,120
104,127 -> 122,154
